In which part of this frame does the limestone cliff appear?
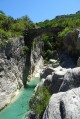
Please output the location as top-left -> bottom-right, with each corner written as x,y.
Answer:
63,29 -> 80,56
0,37 -> 26,110
30,36 -> 44,78
26,28 -> 80,119
0,35 -> 44,110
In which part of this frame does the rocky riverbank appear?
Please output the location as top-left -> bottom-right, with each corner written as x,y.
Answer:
0,35 -> 44,111
27,28 -> 80,119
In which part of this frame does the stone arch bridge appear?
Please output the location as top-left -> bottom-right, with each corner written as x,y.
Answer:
23,27 -> 64,86
24,27 -> 63,45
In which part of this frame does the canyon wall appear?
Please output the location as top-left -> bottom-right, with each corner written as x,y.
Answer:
0,37 -> 26,110
30,36 -> 44,78
0,35 -> 44,110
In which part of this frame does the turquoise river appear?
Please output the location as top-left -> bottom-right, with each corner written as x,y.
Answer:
0,78 -> 39,119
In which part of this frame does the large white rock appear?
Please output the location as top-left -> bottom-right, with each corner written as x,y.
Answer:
43,66 -> 69,94
43,87 -> 80,119
49,59 -> 57,63
59,67 -> 80,92
0,37 -> 25,110
30,36 -> 44,79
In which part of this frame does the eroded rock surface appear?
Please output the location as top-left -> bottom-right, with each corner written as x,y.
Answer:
0,37 -> 25,110
30,36 -> 44,78
63,29 -> 79,55
43,87 -> 80,119
26,28 -> 80,119
59,67 -> 80,92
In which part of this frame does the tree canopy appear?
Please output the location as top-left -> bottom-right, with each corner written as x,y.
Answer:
0,11 -> 35,39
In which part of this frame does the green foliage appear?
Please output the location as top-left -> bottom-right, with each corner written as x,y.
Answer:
0,39 -> 6,46
58,27 -> 72,38
36,11 -> 80,61
22,45 -> 29,54
41,33 -> 57,61
31,86 -> 51,116
44,50 -> 57,61
0,11 -> 35,40
0,29 -> 11,39
32,40 -> 36,48
37,11 -> 80,28
37,11 -> 80,36
0,10 -> 80,61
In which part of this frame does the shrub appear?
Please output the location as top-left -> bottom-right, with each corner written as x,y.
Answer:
22,45 -> 29,54
30,86 -> 51,117
58,27 -> 72,38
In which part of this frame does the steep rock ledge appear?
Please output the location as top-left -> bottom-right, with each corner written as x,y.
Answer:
63,29 -> 80,56
26,28 -> 80,119
0,37 -> 26,110
43,87 -> 80,119
0,35 -> 44,110
30,36 -> 44,78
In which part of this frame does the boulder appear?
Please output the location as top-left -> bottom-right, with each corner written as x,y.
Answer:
59,67 -> 80,92
43,87 -> 80,119
44,70 -> 65,94
49,59 -> 57,63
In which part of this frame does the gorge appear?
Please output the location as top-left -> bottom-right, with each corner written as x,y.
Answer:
0,11 -> 80,119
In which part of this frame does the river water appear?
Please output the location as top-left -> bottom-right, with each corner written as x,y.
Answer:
0,78 -> 39,119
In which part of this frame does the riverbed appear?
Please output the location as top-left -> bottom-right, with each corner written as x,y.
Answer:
0,78 -> 39,119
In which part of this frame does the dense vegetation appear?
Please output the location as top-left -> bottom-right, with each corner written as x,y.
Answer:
0,10 -> 35,40
1,10 -> 80,39
36,11 -> 80,61
41,33 -> 58,61
37,11 -> 80,35
29,11 -> 80,117
29,86 -> 51,118
0,10 -> 80,60
0,10 -> 80,117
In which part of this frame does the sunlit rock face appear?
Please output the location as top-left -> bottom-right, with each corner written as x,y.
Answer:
63,29 -> 80,56
30,36 -> 44,78
42,67 -> 80,119
0,35 -> 44,110
0,37 -> 25,110
43,87 -> 80,119
26,28 -> 80,119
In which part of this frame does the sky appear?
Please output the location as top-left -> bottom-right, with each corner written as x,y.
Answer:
0,0 -> 80,23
